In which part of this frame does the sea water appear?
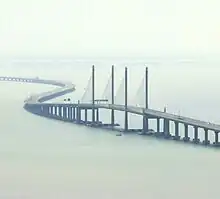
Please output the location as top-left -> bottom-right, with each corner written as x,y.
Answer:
0,58 -> 219,198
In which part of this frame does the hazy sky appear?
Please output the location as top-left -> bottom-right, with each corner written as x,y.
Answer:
0,0 -> 219,58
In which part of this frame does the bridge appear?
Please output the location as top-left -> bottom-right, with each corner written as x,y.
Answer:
1,65 -> 220,148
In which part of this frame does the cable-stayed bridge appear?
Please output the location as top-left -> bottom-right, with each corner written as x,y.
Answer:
1,65 -> 220,149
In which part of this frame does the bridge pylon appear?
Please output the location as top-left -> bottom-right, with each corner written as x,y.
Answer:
111,65 -> 115,127
92,65 -> 95,124
124,67 -> 128,132
142,67 -> 149,134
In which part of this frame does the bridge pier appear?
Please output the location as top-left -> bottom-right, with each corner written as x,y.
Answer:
173,121 -> 180,140
96,108 -> 99,123
59,106 -> 63,119
84,109 -> 88,123
52,106 -> 55,116
56,106 -> 59,117
41,105 -> 49,117
192,126 -> 200,144
213,131 -> 219,146
40,105 -> 44,114
46,105 -> 50,117
183,124 -> 190,142
48,106 -> 51,115
163,119 -> 171,138
52,106 -> 55,117
63,106 -> 67,120
76,106 -> 81,123
157,118 -> 160,133
203,128 -> 210,145
50,106 -> 53,116
68,106 -> 72,121
142,114 -> 149,134
52,106 -> 57,118
72,107 -> 75,121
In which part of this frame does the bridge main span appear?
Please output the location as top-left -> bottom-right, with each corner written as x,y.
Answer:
21,66 -> 220,148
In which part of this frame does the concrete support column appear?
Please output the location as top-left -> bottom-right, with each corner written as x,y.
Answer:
142,113 -> 148,134
193,126 -> 200,144
76,106 -> 81,123
53,106 -> 56,116
85,109 -> 88,123
96,108 -> 99,123
40,105 -> 44,113
203,128 -> 210,145
79,108 -> 81,123
157,118 -> 160,133
145,115 -> 149,132
73,107 -> 75,121
213,131 -> 219,146
68,107 -> 72,121
163,119 -> 170,138
51,106 -> 53,115
124,110 -> 128,132
63,107 -> 67,120
43,105 -> 48,116
58,106 -> 62,118
45,105 -> 50,116
174,121 -> 180,140
51,106 -> 54,115
41,105 -> 48,116
183,124 -> 190,142
48,106 -> 51,115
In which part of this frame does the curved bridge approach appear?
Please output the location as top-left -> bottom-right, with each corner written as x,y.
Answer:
1,65 -> 220,148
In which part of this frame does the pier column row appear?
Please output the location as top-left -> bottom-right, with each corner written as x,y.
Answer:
45,105 -> 80,122
43,105 -> 103,123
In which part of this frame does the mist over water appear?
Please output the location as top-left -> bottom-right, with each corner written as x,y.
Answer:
0,58 -> 220,198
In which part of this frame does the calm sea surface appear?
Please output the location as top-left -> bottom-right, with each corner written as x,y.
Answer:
0,59 -> 219,198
